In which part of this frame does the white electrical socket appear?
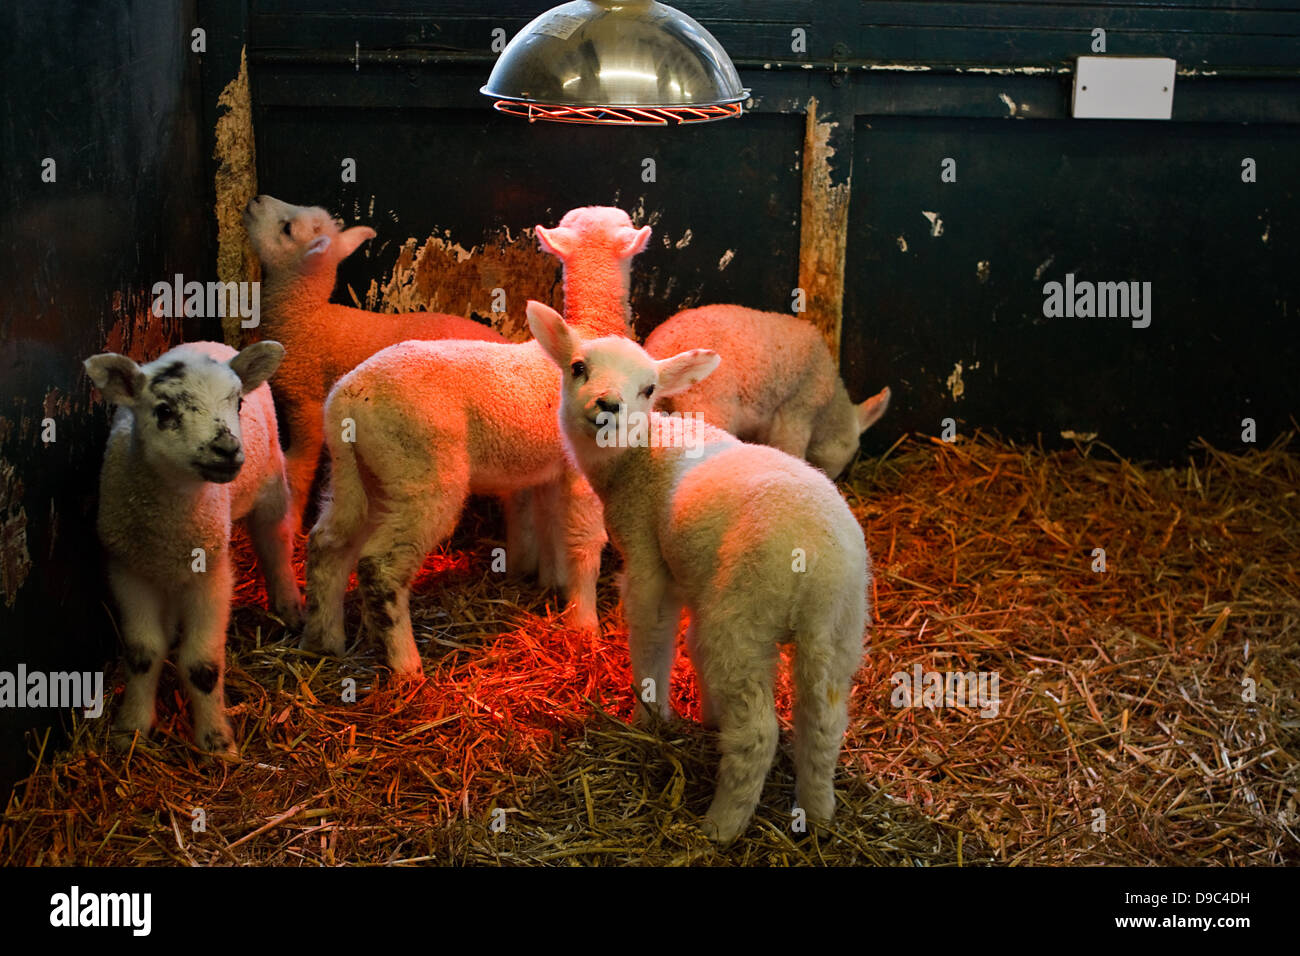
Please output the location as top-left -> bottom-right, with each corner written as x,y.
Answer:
1072,56 -> 1177,120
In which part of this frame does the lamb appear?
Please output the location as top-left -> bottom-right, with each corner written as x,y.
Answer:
527,206 -> 650,585
644,306 -> 891,479
242,194 -> 506,530
301,207 -> 650,675
84,340 -> 299,754
526,300 -> 870,843
534,206 -> 650,332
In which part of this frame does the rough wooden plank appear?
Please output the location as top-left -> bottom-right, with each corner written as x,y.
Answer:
797,95 -> 852,361
213,47 -> 260,347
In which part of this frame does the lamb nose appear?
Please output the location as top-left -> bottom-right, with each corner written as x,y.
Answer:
596,398 -> 621,415
211,435 -> 241,459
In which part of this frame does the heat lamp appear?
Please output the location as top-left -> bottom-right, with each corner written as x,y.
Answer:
481,0 -> 749,125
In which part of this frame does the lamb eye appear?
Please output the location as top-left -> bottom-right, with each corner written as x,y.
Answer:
571,360 -> 587,379
642,384 -> 655,399
281,221 -> 292,236
154,403 -> 175,425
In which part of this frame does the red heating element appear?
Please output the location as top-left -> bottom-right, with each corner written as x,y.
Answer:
491,100 -> 744,125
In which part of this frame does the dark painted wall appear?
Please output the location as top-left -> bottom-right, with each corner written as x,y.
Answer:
843,117 -> 1299,456
0,1 -> 209,800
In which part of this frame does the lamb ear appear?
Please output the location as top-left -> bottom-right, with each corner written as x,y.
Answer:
229,340 -> 285,393
655,349 -> 720,397
857,386 -> 891,432
535,225 -> 576,260
526,300 -> 573,368
618,225 -> 652,258
336,226 -> 376,260
300,234 -> 333,269
84,353 -> 146,406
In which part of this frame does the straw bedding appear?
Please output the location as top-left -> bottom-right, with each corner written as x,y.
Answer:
3,431 -> 1297,866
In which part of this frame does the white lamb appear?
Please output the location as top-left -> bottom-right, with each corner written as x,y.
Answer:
243,195 -> 506,530
644,306 -> 891,478
84,340 -> 299,754
526,300 -> 870,843
301,207 -> 650,675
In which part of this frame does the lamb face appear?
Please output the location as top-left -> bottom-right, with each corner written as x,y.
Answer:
526,301 -> 719,459
242,194 -> 375,277
567,336 -> 660,442
806,382 -> 866,480
807,384 -> 893,479
84,342 -> 285,485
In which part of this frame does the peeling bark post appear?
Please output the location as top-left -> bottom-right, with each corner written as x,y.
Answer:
798,95 -> 853,362
213,47 -> 260,347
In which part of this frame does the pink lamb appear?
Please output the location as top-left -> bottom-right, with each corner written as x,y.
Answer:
242,195 -> 506,530
645,307 -> 891,479
302,207 -> 649,675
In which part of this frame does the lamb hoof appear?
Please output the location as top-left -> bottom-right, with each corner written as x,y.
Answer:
795,788 -> 836,827
198,727 -> 239,759
700,812 -> 744,845
300,624 -> 344,657
631,701 -> 672,729
562,604 -> 599,636
273,596 -> 305,629
387,661 -> 425,681
385,651 -> 425,680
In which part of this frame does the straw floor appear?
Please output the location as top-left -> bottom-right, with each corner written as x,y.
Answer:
3,431 -> 1297,866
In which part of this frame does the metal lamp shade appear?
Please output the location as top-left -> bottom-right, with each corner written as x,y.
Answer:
481,0 -> 749,125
